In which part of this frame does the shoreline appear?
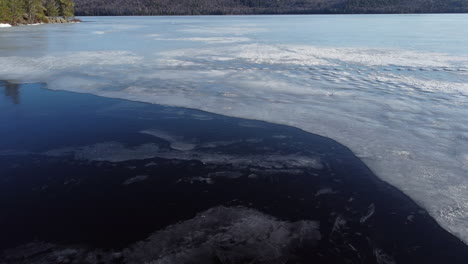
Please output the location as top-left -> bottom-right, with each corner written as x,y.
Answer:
0,17 -> 81,27
75,12 -> 468,16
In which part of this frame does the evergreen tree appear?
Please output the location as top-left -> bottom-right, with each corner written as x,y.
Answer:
58,0 -> 73,18
0,0 -> 12,23
9,0 -> 25,24
0,0 -> 25,24
24,0 -> 45,23
1,0 -> 74,24
45,0 -> 59,17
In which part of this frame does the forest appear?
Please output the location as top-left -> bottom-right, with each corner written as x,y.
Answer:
0,0 -> 74,25
72,0 -> 468,16
2,0 -> 468,24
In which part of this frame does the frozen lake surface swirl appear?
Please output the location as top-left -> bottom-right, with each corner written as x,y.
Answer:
1,14 -> 468,243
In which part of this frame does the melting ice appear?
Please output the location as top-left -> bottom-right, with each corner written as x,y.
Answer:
0,15 -> 468,242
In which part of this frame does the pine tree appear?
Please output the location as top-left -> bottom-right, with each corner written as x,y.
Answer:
0,0 -> 12,23
58,0 -> 74,18
1,0 -> 74,24
45,0 -> 59,17
9,0 -> 25,24
24,0 -> 45,23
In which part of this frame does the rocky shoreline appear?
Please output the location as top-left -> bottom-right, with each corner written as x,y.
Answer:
0,17 -> 81,27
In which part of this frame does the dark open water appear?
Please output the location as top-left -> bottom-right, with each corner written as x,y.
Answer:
0,82 -> 467,263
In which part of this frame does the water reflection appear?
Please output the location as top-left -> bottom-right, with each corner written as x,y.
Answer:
1,81 -> 20,104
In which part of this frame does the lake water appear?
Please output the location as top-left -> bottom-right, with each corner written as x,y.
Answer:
1,83 -> 468,263
0,14 -> 468,246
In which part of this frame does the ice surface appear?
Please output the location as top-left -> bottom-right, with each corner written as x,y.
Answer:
315,188 -> 335,197
124,206 -> 320,264
140,129 -> 196,151
153,36 -> 251,44
1,207 -> 321,264
0,15 -> 467,243
123,175 -> 149,185
44,141 -> 323,170
374,248 -> 396,264
360,204 -> 376,224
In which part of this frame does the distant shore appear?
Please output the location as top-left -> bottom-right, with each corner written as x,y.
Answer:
69,12 -> 468,17
72,0 -> 468,16
74,11 -> 468,16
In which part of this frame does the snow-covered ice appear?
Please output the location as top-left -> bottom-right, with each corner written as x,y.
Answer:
0,15 -> 467,243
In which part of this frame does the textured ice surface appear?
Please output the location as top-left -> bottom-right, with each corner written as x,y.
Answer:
124,206 -> 321,264
153,36 -> 251,44
0,207 -> 321,264
43,141 -> 323,170
123,175 -> 149,185
0,15 -> 467,243
141,129 -> 196,151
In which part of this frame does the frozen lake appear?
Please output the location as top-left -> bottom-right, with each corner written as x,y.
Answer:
1,14 -> 468,243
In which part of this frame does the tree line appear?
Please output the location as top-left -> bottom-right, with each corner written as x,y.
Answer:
2,0 -> 467,23
72,0 -> 468,16
0,0 -> 74,25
